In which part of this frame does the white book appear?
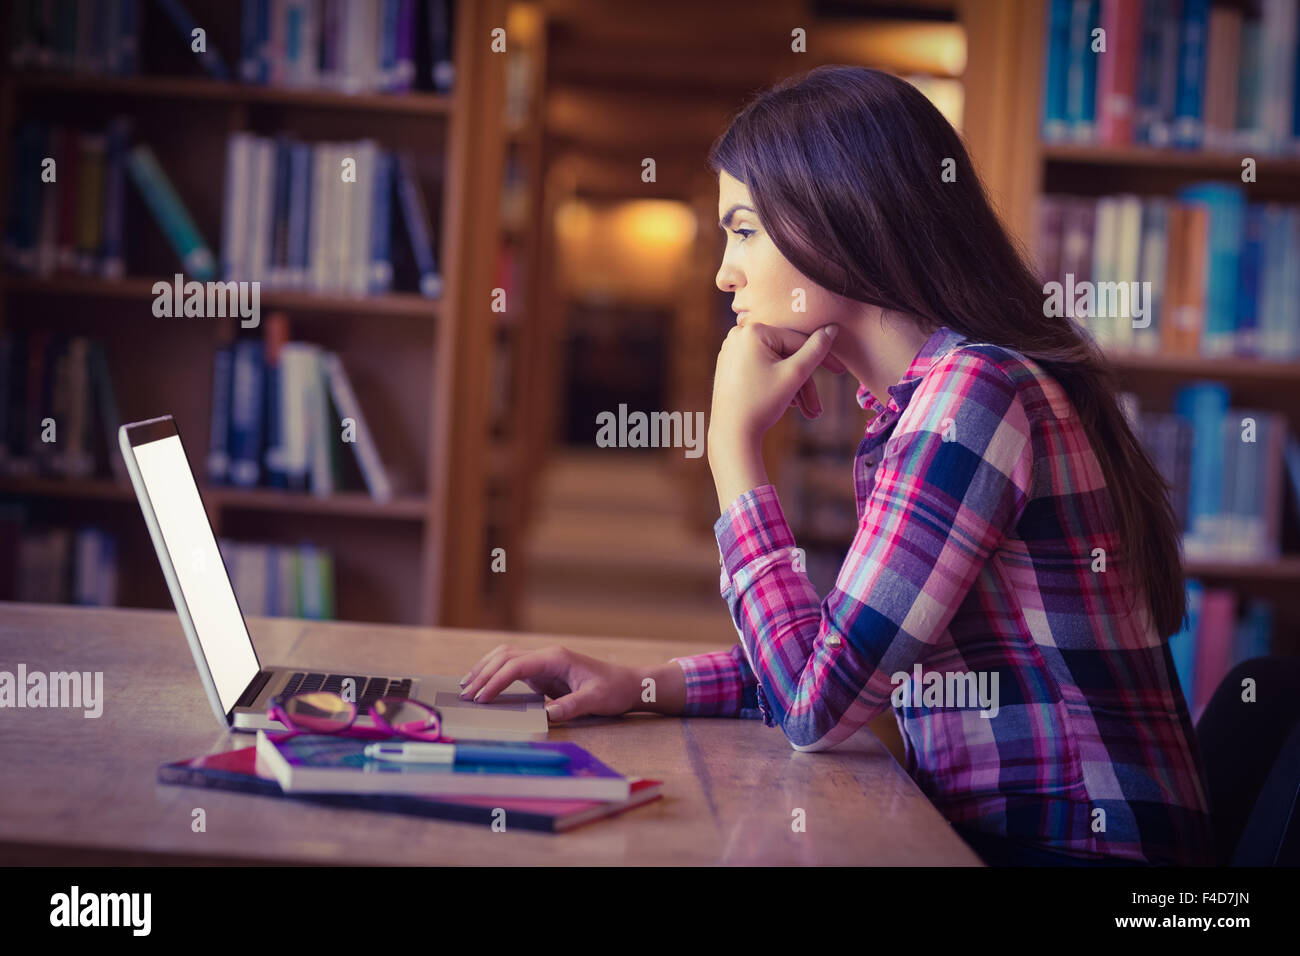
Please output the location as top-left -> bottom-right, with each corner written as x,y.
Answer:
298,545 -> 323,617
1111,195 -> 1143,351
1089,197 -> 1118,348
277,342 -> 320,490
350,140 -> 376,295
309,143 -> 331,292
276,547 -> 298,616
327,142 -> 350,294
323,351 -> 392,500
75,529 -> 99,606
1260,0 -> 1298,153
255,731 -> 630,800
221,134 -> 252,280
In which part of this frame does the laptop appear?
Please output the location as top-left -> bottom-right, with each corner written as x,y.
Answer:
118,414 -> 548,740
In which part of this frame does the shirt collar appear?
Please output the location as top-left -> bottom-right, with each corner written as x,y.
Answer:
856,325 -> 968,421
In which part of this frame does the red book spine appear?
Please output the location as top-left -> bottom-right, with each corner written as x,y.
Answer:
1097,0 -> 1142,145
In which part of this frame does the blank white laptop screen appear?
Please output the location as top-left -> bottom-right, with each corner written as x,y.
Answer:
132,433 -> 259,714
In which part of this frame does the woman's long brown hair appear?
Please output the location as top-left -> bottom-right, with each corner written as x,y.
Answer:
709,65 -> 1186,638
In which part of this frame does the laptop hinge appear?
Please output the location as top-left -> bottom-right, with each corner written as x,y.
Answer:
234,669 -> 275,710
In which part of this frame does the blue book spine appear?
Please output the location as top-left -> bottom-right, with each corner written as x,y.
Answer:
269,136 -> 292,287
1257,206 -> 1295,359
1065,0 -> 1099,141
207,344 -> 234,483
156,0 -> 230,79
379,0 -> 399,91
125,143 -> 216,280
257,0 -> 271,83
369,150 -> 393,294
1174,382 -> 1229,554
240,0 -> 259,82
228,340 -> 265,488
429,0 -> 454,92
284,0 -> 302,79
1043,0 -> 1072,142
287,142 -> 311,287
118,0 -> 140,75
395,151 -> 440,298
1235,205 -> 1263,356
99,116 -> 129,279
1167,579 -> 1203,710
263,350 -> 286,488
1233,599 -> 1273,664
1172,0 -> 1209,148
1179,183 -> 1243,357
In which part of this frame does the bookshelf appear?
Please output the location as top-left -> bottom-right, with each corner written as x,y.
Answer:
0,0 -> 514,627
991,0 -> 1300,674
765,0 -> 1300,691
475,1 -> 550,630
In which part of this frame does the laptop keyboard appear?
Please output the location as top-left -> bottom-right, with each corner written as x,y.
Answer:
278,672 -> 414,709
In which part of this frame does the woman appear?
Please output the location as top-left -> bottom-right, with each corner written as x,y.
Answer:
459,66 -> 1214,867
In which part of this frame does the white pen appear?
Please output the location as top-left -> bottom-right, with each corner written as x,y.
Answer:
364,742 -> 455,763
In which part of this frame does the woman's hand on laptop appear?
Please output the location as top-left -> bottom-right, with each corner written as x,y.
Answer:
460,645 -> 683,721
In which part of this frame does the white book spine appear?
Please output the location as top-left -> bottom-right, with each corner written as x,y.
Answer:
323,352 -> 392,500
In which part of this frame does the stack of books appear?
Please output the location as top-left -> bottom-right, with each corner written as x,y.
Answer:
159,731 -> 662,834
1042,0 -> 1300,152
1037,186 -> 1300,358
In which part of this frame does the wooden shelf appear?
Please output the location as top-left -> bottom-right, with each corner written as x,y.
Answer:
0,477 -> 427,520
7,72 -> 453,116
1,276 -> 440,319
1041,143 -> 1300,176
1105,350 -> 1300,382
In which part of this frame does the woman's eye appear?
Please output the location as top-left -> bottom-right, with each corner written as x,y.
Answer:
732,228 -> 755,243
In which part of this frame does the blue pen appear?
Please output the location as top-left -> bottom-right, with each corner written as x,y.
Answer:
364,741 -> 570,767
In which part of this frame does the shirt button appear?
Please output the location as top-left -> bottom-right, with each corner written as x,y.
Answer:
825,634 -> 842,647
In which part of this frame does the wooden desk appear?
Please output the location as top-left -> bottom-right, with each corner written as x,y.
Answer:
0,602 -> 981,865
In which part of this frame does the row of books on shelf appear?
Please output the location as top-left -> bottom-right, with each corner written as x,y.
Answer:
0,516 -> 118,607
235,0 -> 454,93
1170,583 -> 1274,723
1042,0 -> 1300,153
4,119 -> 443,298
8,0 -> 456,94
0,318 -> 395,502
0,332 -> 124,481
1037,186 -> 1299,358
208,314 -> 394,499
218,537 -> 336,620
1128,384 -> 1300,561
7,0 -> 138,76
221,133 -> 440,296
785,376 -> 1300,567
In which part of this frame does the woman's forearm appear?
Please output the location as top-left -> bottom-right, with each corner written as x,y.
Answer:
638,661 -> 688,716
708,434 -> 769,514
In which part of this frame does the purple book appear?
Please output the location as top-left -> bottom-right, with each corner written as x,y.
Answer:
255,731 -> 631,801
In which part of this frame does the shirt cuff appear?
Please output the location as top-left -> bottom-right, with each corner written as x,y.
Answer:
713,483 -> 797,581
669,649 -> 760,719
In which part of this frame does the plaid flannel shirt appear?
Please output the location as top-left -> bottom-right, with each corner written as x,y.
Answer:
672,326 -> 1213,865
